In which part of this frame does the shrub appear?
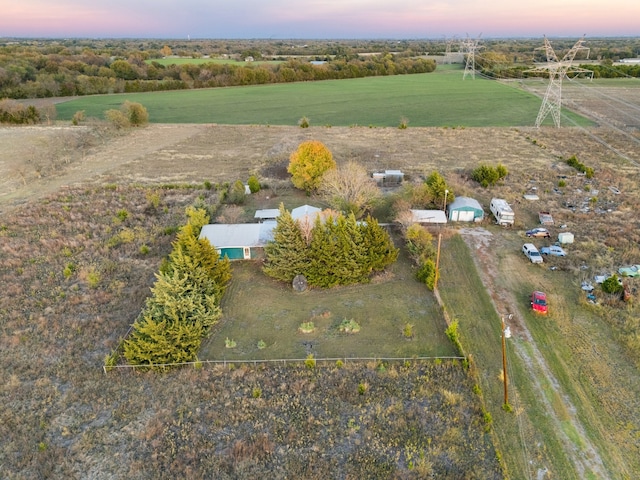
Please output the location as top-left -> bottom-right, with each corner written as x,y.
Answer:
257,339 -> 267,349
601,275 -> 623,295
558,180 -> 566,188
403,323 -> 414,338
116,209 -> 129,222
124,101 -> 149,126
304,354 -> 316,369
471,164 -> 507,188
338,318 -> 361,333
252,386 -> 262,398
299,321 -> 315,333
225,338 -> 237,348
87,268 -> 101,289
565,155 -> 595,178
226,180 -> 246,205
358,381 -> 368,395
445,320 -> 464,356
105,109 -> 130,129
63,263 -> 75,279
71,110 -> 85,126
247,175 -> 261,193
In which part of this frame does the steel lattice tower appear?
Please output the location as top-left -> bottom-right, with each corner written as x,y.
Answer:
461,35 -> 482,80
527,36 -> 592,127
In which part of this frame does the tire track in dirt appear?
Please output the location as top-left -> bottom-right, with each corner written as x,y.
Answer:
459,228 -> 609,479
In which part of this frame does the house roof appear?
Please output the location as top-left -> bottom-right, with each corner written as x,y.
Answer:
254,209 -> 280,220
448,196 -> 484,211
199,223 -> 275,249
410,209 -> 447,224
291,204 -> 322,220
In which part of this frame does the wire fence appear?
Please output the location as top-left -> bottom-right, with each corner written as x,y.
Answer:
103,355 -> 466,374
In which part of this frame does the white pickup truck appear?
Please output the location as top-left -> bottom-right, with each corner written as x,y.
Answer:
522,243 -> 543,264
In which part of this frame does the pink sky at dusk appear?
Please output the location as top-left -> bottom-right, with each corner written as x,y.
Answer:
1,0 -> 638,39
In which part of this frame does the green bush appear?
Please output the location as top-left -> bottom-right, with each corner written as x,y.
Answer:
471,164 -> 507,188
338,318 -> 361,333
305,354 -> 316,369
247,175 -> 261,193
601,275 -> 623,295
226,180 -> 246,205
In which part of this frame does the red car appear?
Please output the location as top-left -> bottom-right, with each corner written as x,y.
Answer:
531,291 -> 548,314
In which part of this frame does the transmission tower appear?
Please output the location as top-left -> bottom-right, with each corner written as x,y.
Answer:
444,37 -> 452,65
527,35 -> 593,128
461,35 -> 482,80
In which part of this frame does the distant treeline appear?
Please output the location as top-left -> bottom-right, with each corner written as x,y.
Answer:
476,57 -> 640,80
0,46 -> 436,99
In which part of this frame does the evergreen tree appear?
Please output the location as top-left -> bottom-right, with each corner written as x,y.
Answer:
335,213 -> 367,284
144,271 -> 221,330
262,205 -> 309,283
307,215 -> 341,287
123,316 -> 205,367
168,232 -> 231,304
360,215 -> 399,273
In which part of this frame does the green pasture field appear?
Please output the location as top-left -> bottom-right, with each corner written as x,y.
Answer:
199,242 -> 455,361
55,68 -> 593,127
147,57 -> 282,66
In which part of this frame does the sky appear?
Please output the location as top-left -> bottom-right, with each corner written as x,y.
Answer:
1,0 -> 638,39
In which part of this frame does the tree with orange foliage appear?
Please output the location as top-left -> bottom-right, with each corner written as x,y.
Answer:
287,140 -> 336,193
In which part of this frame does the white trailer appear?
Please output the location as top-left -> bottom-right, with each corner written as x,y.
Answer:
490,198 -> 515,226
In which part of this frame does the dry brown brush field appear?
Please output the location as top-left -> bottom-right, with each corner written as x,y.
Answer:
0,183 -> 499,478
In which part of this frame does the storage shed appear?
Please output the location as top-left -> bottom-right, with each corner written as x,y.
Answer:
199,223 -> 275,260
558,232 -> 574,244
410,209 -> 447,224
447,197 -> 484,222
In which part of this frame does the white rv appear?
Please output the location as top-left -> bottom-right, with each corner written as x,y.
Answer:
490,198 -> 514,226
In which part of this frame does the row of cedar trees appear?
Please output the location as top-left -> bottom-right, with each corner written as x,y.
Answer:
123,207 -> 231,367
263,205 -> 398,288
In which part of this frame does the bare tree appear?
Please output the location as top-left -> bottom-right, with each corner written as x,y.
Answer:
319,161 -> 380,218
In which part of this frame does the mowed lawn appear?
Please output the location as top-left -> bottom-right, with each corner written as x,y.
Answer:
199,243 -> 456,361
55,68 -> 592,127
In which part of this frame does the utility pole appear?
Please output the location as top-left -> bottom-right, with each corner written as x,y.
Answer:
501,314 -> 512,408
434,233 -> 443,291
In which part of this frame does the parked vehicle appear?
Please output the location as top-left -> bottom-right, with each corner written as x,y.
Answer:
539,211 -> 554,225
531,291 -> 548,314
490,198 -> 514,226
541,245 -> 566,257
618,265 -> 640,277
526,227 -> 550,238
522,243 -> 543,264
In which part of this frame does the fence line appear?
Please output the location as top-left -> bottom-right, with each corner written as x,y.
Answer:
103,355 -> 466,374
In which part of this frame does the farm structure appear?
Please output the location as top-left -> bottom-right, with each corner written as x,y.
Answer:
254,209 -> 280,222
201,204 -> 323,260
410,209 -> 447,224
558,232 -> 574,244
199,223 -> 275,260
373,170 -> 404,186
490,198 -> 515,226
447,196 -> 484,222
